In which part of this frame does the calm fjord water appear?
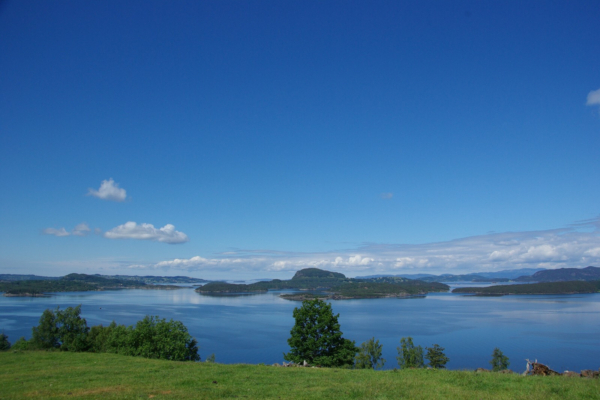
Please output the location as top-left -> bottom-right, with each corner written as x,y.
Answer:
1,287 -> 599,372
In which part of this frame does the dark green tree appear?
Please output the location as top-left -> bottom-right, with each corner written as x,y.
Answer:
425,344 -> 449,369
355,337 -> 385,369
284,299 -> 357,367
31,305 -> 90,351
490,347 -> 509,371
396,337 -> 424,369
127,316 -> 200,361
0,333 -> 11,350
31,308 -> 60,349
88,321 -> 118,353
55,305 -> 90,351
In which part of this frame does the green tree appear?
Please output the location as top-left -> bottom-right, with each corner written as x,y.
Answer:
31,305 -> 90,351
490,347 -> 509,371
206,353 -> 216,363
88,322 -> 118,353
284,299 -> 357,367
396,337 -> 424,369
127,316 -> 200,361
31,308 -> 60,349
55,305 -> 90,351
355,337 -> 385,369
425,344 -> 449,369
0,333 -> 11,350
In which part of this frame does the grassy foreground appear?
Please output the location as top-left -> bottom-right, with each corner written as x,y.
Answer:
1,352 -> 599,399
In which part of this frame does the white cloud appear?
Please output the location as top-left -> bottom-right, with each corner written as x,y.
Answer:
43,223 -> 95,237
587,88 -> 600,107
154,256 -> 247,270
43,227 -> 70,237
72,223 -> 91,236
121,217 -> 600,278
104,222 -> 189,244
88,178 -> 127,202
380,192 -> 393,199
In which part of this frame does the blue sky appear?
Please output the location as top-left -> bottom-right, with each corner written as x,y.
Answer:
1,0 -> 599,279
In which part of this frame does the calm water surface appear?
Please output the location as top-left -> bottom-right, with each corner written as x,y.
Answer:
1,286 -> 599,372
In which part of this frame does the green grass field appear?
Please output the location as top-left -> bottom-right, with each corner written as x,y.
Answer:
1,351 -> 599,399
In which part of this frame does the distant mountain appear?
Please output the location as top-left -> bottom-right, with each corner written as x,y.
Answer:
1,273 -> 183,296
0,274 -> 61,281
355,274 -> 436,280
515,266 -> 600,282
0,273 -> 209,284
355,268 -> 544,283
476,268 -> 545,279
101,274 -> 210,284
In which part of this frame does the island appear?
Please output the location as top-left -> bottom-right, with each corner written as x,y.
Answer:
452,280 -> 600,296
196,268 -> 449,300
0,273 -> 185,297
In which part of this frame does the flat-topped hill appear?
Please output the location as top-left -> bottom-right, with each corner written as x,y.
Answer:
292,268 -> 346,279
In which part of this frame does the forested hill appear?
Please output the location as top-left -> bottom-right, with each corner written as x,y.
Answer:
515,266 -> 600,282
196,268 -> 449,299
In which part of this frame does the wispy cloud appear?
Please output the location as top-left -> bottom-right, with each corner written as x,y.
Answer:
135,217 -> 600,277
380,192 -> 393,199
43,223 -> 91,237
587,88 -> 600,111
104,222 -> 189,244
88,178 -> 127,202
72,223 -> 91,236
42,227 -> 70,237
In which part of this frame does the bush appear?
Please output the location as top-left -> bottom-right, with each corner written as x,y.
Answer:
0,333 -> 11,350
10,337 -> 34,351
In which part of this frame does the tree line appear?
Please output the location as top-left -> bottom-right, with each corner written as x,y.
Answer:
0,305 -> 199,361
